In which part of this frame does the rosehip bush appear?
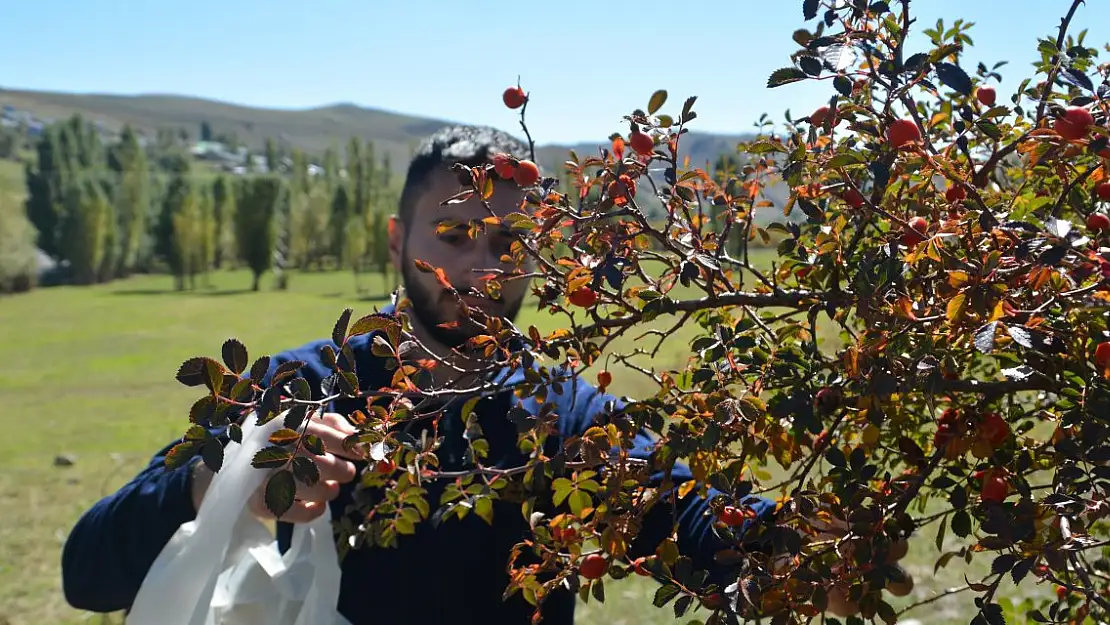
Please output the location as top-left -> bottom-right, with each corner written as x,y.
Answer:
166,2 -> 1110,624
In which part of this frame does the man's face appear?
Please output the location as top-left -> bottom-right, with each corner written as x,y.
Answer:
390,168 -> 534,350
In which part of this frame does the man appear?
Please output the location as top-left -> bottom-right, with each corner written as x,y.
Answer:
61,124 -> 909,624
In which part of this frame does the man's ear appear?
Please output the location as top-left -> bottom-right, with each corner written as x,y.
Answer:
388,216 -> 403,271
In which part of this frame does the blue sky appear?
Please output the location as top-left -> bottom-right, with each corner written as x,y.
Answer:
2,1 -> 1109,144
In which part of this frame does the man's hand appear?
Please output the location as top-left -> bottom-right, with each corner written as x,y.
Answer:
190,412 -> 361,523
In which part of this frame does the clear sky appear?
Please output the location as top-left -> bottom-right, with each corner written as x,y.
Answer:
2,1 -> 1109,144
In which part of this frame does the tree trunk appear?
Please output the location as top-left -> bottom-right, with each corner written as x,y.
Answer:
252,273 -> 260,291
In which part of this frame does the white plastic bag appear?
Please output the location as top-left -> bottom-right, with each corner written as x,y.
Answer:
127,410 -> 351,625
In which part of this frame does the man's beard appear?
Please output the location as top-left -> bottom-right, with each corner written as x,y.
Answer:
400,245 -> 524,350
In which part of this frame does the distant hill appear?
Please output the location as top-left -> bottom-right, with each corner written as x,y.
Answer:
0,88 -> 794,224
0,88 -> 757,170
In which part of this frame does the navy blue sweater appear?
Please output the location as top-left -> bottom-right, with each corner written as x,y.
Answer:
61,311 -> 777,625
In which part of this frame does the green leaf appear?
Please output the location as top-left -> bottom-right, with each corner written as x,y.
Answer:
568,490 -> 592,516
165,441 -> 200,469
289,377 -> 311,400
292,456 -> 320,486
653,584 -> 682,608
264,469 -> 296,518
221,338 -> 249,375
320,345 -> 337,369
283,404 -> 309,430
176,357 -> 221,387
249,356 -> 271,384
204,359 -> 224,394
475,496 -> 494,525
767,67 -> 808,88
976,120 -> 1002,140
228,422 -> 243,444
936,62 -> 973,96
252,445 -> 293,469
803,0 -> 819,20
648,90 -> 668,115
935,515 -> 948,552
952,510 -> 972,537
827,153 -> 867,167
674,595 -> 694,618
332,307 -> 353,346
269,428 -> 301,445
302,434 -> 325,456
797,198 -> 825,223
348,313 -> 401,346
552,477 -> 573,506
592,578 -> 605,603
271,360 -> 306,386
834,75 -> 853,96
189,396 -> 216,424
230,378 -> 254,402
201,439 -> 224,472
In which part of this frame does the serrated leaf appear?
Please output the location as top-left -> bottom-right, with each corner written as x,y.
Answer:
201,439 -> 224,472
1002,365 -> 1036,380
803,0 -> 819,20
165,441 -> 200,469
475,496 -> 494,524
332,307 -> 353,346
189,396 -> 217,424
799,55 -> 823,76
834,75 -> 853,96
674,595 -> 694,617
797,197 -> 825,222
976,120 -> 1002,140
1007,326 -> 1033,348
592,578 -> 605,603
828,153 -> 866,167
653,584 -> 682,608
936,62 -> 973,96
348,314 -> 401,345
271,360 -> 305,386
284,404 -> 310,430
249,356 -> 271,384
821,44 -> 857,72
176,357 -> 220,387
952,510 -> 972,537
320,345 -> 337,369
946,292 -> 967,322
768,67 -> 808,88
204,359 -> 224,394
1061,67 -> 1094,92
221,339 -> 248,375
264,469 -> 296,518
974,322 -> 998,353
269,428 -> 301,445
252,445 -> 293,469
648,90 -> 668,115
568,490 -> 591,516
292,456 -> 320,487
289,377 -> 311,400
228,422 -> 243,444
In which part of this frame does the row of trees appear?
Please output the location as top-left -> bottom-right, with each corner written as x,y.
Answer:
8,114 -> 402,293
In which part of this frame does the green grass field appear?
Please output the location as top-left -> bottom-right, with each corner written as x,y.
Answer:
0,264 -> 1053,625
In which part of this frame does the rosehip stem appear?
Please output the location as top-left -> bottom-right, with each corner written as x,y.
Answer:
1034,0 -> 1086,124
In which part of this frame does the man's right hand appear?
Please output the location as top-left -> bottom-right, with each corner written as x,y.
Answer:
190,412 -> 361,523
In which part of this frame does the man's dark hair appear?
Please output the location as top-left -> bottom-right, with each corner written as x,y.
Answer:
397,124 -> 531,232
